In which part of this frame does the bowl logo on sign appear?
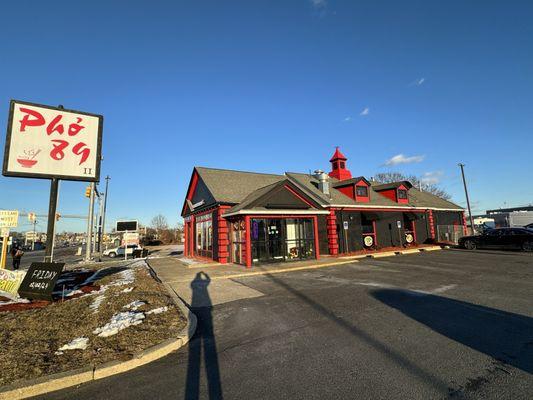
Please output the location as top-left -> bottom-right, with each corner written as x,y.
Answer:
364,236 -> 374,247
16,148 -> 42,168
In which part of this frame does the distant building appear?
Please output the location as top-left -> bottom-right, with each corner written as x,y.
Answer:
485,206 -> 533,228
181,148 -> 466,267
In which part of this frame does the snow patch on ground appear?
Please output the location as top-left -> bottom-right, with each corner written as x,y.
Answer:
90,294 -> 106,312
93,311 -> 145,337
122,287 -> 134,293
124,300 -> 146,310
0,290 -> 30,306
146,306 -> 168,315
58,337 -> 89,352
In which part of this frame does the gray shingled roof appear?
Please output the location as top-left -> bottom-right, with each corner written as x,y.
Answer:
193,167 -> 463,211
195,167 -> 284,204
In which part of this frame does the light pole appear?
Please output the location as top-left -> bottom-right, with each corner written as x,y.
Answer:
458,163 -> 475,234
85,182 -> 95,261
99,175 -> 110,251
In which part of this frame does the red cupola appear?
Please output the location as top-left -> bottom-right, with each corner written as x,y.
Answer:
328,147 -> 352,181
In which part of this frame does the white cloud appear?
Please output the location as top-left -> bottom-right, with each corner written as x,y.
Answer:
343,116 -> 352,122
359,107 -> 369,116
420,171 -> 443,185
384,153 -> 425,166
409,77 -> 426,86
310,0 -> 327,8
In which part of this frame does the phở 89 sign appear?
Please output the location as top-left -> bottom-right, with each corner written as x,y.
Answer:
2,100 -> 103,182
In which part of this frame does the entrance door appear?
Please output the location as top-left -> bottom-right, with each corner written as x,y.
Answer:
266,219 -> 284,262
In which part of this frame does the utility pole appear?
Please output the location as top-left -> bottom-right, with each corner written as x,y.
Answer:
458,163 -> 475,234
99,176 -> 110,252
85,182 -> 95,261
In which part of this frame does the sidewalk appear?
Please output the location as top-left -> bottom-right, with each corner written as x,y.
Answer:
146,245 -> 442,307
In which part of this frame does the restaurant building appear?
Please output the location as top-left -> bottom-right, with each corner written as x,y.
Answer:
181,148 -> 465,267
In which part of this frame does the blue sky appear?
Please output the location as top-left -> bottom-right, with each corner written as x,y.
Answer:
1,0 -> 532,233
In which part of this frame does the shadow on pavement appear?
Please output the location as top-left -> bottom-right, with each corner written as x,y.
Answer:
260,271 -> 450,392
185,272 -> 223,399
372,289 -> 533,374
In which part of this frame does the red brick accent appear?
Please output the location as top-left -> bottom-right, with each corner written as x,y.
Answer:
217,206 -> 231,263
327,210 -> 339,255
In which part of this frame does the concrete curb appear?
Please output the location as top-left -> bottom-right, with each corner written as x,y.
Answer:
0,264 -> 197,400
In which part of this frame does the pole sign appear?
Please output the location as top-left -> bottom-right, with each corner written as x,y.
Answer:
116,220 -> 138,232
18,262 -> 64,300
0,228 -> 10,237
2,100 -> 103,182
343,221 -> 349,230
0,210 -> 19,228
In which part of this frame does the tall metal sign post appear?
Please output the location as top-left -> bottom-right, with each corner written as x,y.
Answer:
2,100 -> 103,263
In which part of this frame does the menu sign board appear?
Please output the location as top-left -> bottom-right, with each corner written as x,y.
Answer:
2,100 -> 103,182
116,220 -> 138,232
18,262 -> 64,300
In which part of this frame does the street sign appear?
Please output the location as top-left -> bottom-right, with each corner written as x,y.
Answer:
0,228 -> 10,237
18,262 -> 64,300
396,220 -> 402,228
0,210 -> 19,228
2,100 -> 103,182
122,232 -> 140,246
343,221 -> 349,230
116,220 -> 138,232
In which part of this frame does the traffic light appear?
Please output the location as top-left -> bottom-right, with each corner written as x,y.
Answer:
55,213 -> 61,221
85,186 -> 92,198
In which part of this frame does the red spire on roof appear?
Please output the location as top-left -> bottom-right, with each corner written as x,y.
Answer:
329,146 -> 347,162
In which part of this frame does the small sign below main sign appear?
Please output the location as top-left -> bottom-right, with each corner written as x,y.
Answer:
343,221 -> 349,230
18,262 -> 64,300
397,220 -> 402,229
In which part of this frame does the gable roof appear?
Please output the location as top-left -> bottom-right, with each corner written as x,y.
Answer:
331,176 -> 371,188
195,167 -> 284,204
223,179 -> 326,216
184,167 -> 463,215
372,181 -> 413,191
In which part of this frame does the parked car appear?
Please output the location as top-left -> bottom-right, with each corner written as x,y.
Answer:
459,228 -> 533,251
103,244 -> 142,258
525,223 -> 533,230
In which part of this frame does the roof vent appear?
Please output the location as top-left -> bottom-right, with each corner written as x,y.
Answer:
313,169 -> 330,195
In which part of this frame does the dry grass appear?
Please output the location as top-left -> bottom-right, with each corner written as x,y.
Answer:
0,260 -> 186,387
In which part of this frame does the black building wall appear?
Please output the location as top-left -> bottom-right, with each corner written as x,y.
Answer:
414,213 -> 431,244
335,210 -> 364,253
374,212 -> 404,248
317,215 -> 329,256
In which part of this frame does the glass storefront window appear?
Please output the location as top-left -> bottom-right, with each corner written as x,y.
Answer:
250,218 -> 315,263
195,214 -> 213,258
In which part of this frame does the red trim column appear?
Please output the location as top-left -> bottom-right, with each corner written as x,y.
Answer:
184,221 -> 189,256
326,210 -> 339,256
312,215 -> 320,260
428,210 -> 436,240
462,212 -> 468,235
217,206 -> 231,263
190,215 -> 195,257
244,216 -> 252,268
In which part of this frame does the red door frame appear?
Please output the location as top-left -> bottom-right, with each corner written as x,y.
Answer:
242,214 -> 321,268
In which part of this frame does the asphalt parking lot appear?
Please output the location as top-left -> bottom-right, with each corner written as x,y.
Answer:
38,249 -> 533,400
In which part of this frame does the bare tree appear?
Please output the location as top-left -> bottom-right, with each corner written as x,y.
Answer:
151,214 -> 169,231
373,171 -> 452,200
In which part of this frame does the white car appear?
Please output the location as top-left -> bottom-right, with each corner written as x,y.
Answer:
103,244 -> 142,258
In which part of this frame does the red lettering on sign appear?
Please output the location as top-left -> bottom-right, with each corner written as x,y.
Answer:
68,118 -> 85,136
72,142 -> 90,165
46,115 -> 65,135
19,108 -> 45,132
50,140 -> 69,160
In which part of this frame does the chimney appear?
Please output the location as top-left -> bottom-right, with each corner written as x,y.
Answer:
314,169 -> 330,195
